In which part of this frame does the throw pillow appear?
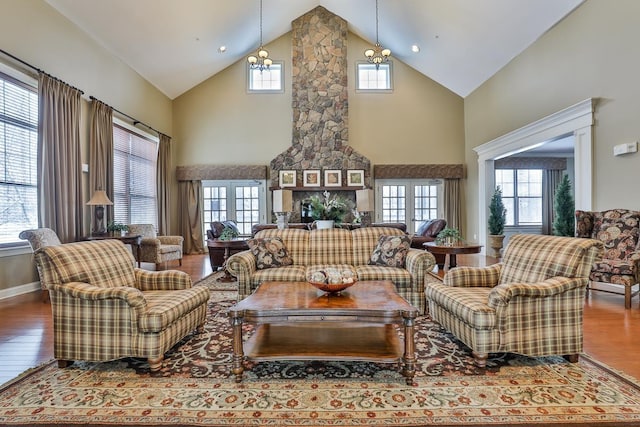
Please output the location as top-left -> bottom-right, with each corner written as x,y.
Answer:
247,237 -> 293,270
369,234 -> 412,268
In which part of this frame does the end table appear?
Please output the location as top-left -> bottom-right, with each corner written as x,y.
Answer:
207,238 -> 248,282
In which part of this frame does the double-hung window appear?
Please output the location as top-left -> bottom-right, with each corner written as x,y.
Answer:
495,169 -> 543,226
113,121 -> 158,229
0,68 -> 38,246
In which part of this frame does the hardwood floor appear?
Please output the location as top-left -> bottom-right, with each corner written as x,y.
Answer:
1,253 -> 639,387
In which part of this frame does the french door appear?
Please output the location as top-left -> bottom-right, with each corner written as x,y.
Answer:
375,179 -> 443,234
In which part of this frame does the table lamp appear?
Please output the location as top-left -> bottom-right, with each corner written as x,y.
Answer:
356,189 -> 374,227
87,190 -> 113,234
273,189 -> 293,230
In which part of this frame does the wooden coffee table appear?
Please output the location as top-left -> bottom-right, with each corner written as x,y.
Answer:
227,281 -> 418,385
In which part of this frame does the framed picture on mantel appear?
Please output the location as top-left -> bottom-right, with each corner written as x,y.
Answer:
324,170 -> 342,187
347,170 -> 364,186
303,170 -> 321,187
279,170 -> 296,188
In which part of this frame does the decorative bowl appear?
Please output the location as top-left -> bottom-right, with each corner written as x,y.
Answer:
308,280 -> 356,294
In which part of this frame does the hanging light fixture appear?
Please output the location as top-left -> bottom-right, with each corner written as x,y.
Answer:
247,0 -> 273,72
364,0 -> 391,68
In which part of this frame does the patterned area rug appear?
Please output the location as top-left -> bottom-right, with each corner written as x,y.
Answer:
195,271 -> 239,292
2,291 -> 640,426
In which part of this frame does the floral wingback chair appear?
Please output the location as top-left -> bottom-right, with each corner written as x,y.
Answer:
575,209 -> 640,308
19,228 -> 62,302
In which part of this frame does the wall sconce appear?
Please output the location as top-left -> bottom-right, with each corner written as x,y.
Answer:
273,189 -> 293,229
356,189 -> 374,227
86,190 -> 113,234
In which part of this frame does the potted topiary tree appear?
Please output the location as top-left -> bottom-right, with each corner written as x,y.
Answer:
552,174 -> 575,236
488,186 -> 507,258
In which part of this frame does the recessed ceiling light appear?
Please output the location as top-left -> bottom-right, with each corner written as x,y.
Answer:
218,46 -> 227,53
411,45 -> 420,53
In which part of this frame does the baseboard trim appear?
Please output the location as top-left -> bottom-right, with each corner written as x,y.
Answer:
0,281 -> 40,300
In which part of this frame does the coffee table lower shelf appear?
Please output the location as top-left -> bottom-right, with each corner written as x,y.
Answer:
244,322 -> 403,362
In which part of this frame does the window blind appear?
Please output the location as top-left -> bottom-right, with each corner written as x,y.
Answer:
0,71 -> 38,245
113,124 -> 158,229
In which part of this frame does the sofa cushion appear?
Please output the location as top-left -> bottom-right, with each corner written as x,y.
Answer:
308,228 -> 354,265
369,235 -> 412,268
251,265 -> 307,285
425,284 -> 496,329
351,227 -> 406,265
355,265 -> 412,289
247,237 -> 293,270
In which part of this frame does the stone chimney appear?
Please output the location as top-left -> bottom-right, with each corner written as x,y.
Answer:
269,6 -> 370,190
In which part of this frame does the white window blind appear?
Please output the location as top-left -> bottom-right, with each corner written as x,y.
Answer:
0,71 -> 38,245
113,124 -> 158,228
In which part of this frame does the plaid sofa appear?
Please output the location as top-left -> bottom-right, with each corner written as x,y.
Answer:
226,227 -> 436,313
35,239 -> 210,371
425,234 -> 603,367
575,209 -> 640,308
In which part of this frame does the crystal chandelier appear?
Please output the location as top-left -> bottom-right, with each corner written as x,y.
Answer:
364,0 -> 391,68
247,0 -> 272,72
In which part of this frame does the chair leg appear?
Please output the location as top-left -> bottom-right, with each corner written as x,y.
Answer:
42,289 -> 50,303
57,360 -> 73,368
179,258 -> 182,266
625,285 -> 632,309
472,351 -> 488,368
148,356 -> 164,372
155,263 -> 161,270
564,354 -> 579,363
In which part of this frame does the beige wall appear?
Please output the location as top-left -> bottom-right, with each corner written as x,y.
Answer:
464,0 -> 640,243
173,32 -> 465,167
0,0 -> 172,292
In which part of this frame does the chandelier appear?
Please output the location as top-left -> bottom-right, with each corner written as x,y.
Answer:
364,0 -> 391,68
247,0 -> 272,71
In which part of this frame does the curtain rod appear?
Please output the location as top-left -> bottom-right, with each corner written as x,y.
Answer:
0,48 -> 84,95
1,48 -> 168,138
89,96 -> 164,137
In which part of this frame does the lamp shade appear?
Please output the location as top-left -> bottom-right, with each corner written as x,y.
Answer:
87,190 -> 113,206
273,189 -> 293,212
356,189 -> 374,212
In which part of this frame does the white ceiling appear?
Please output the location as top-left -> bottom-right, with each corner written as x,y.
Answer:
45,0 -> 583,100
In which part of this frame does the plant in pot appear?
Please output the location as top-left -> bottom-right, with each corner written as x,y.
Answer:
218,226 -> 239,241
436,227 -> 463,246
552,174 -> 575,237
308,190 -> 353,229
106,221 -> 129,236
488,186 -> 507,258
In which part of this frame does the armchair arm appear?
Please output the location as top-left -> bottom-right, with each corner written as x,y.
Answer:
158,235 -> 184,245
627,251 -> 640,281
135,269 -> 192,291
404,249 -> 436,293
140,237 -> 161,247
47,282 -> 146,307
443,264 -> 502,288
488,276 -> 588,308
226,250 -> 257,298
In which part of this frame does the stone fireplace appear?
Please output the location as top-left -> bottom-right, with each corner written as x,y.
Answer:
269,6 -> 371,222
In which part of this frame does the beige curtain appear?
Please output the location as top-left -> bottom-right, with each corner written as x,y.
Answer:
88,99 -> 114,232
443,179 -> 462,232
179,180 -> 204,254
37,73 -> 83,243
156,133 -> 171,235
542,169 -> 564,235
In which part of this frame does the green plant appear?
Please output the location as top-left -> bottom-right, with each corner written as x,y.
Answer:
488,186 -> 507,235
553,174 -> 575,236
106,222 -> 128,233
308,191 -> 353,224
219,226 -> 239,241
436,227 -> 463,244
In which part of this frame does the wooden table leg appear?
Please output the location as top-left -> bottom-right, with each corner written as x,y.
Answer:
217,247 -> 236,282
230,313 -> 245,383
402,311 -> 417,385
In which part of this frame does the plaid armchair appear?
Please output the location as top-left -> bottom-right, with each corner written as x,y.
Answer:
425,234 -> 603,367
35,239 -> 210,371
127,224 -> 183,270
575,209 -> 640,308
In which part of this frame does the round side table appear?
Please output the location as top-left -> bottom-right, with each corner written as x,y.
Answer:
207,238 -> 248,282
423,242 -> 483,272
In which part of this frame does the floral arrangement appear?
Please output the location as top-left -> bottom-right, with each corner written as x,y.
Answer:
308,191 -> 353,223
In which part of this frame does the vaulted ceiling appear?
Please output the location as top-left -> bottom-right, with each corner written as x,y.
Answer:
45,0 -> 583,100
